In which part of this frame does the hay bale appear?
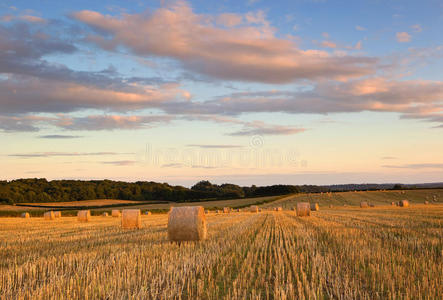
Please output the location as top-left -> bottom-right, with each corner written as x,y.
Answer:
329,205 -> 333,208
144,211 -> 151,216
112,210 -> 121,217
296,202 -> 310,216
216,210 -> 221,214
360,201 -> 369,208
223,207 -> 230,213
21,212 -> 30,218
310,203 -> 319,211
205,210 -> 209,214
258,208 -> 262,212
274,207 -> 282,211
168,206 -> 206,242
44,211 -> 55,220
399,200 -> 409,207
250,205 -> 259,213
391,201 -> 395,206
54,211 -> 61,218
121,209 -> 142,229
424,201 -> 429,205
77,210 -> 91,222
291,207 -> 295,211
236,209 -> 242,212
369,203 -> 375,207
102,212 -> 108,217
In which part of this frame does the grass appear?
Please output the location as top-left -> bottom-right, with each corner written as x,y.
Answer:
0,195 -> 284,217
0,197 -> 441,299
263,189 -> 443,209
20,199 -> 141,207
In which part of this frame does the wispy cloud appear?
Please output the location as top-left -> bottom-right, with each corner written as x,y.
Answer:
8,152 -> 133,158
38,135 -> 82,139
186,144 -> 243,149
55,115 -> 173,131
228,121 -> 306,136
101,160 -> 137,166
382,163 -> 443,169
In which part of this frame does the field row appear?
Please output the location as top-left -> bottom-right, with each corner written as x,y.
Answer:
1,205 -> 442,299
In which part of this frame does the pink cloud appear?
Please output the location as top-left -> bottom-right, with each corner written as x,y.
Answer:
0,77 -> 189,114
396,32 -> 411,43
73,1 -> 377,83
321,41 -> 336,48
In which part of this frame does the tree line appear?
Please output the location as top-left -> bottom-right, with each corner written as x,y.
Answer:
0,178 -> 330,204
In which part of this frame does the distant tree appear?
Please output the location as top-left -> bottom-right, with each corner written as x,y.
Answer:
393,184 -> 403,190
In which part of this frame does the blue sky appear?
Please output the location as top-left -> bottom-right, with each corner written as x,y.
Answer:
0,0 -> 442,186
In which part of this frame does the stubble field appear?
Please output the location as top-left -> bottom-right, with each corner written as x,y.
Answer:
0,198 -> 442,299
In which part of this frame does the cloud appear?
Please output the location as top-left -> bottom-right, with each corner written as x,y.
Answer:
73,2 -> 377,83
19,15 -> 47,23
0,115 -> 52,132
1,14 -> 47,23
164,78 -> 443,117
186,144 -> 243,149
396,32 -> 411,43
0,22 -> 189,115
321,41 -> 336,48
382,163 -> 443,169
411,24 -> 422,33
8,152 -> 133,158
101,160 -> 136,166
181,114 -> 305,136
381,156 -> 397,160
228,121 -> 306,136
355,25 -> 366,31
38,135 -> 82,139
162,163 -> 184,168
55,115 -> 173,131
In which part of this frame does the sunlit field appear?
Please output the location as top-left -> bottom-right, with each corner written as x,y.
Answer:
1,199 -> 441,299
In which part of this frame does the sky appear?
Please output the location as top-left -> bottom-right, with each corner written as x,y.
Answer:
0,0 -> 442,186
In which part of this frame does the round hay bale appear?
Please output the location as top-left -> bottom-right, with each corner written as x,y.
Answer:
369,203 -> 375,207
144,211 -> 151,216
291,207 -> 295,211
54,211 -> 61,218
216,209 -> 221,214
121,209 -> 142,229
223,207 -> 230,213
250,205 -> 259,213
77,210 -> 91,222
21,212 -> 30,218
111,210 -> 121,217
424,201 -> 429,205
258,208 -> 262,212
296,202 -> 311,217
310,203 -> 319,211
102,212 -> 108,217
360,201 -> 369,208
44,211 -> 55,220
399,200 -> 409,207
168,206 -> 206,242
274,207 -> 282,211
329,205 -> 333,208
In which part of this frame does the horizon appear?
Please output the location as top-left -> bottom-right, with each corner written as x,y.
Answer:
1,0 -> 442,185
3,177 -> 443,189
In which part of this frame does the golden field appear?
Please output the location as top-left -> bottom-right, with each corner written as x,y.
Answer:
0,200 -> 442,299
